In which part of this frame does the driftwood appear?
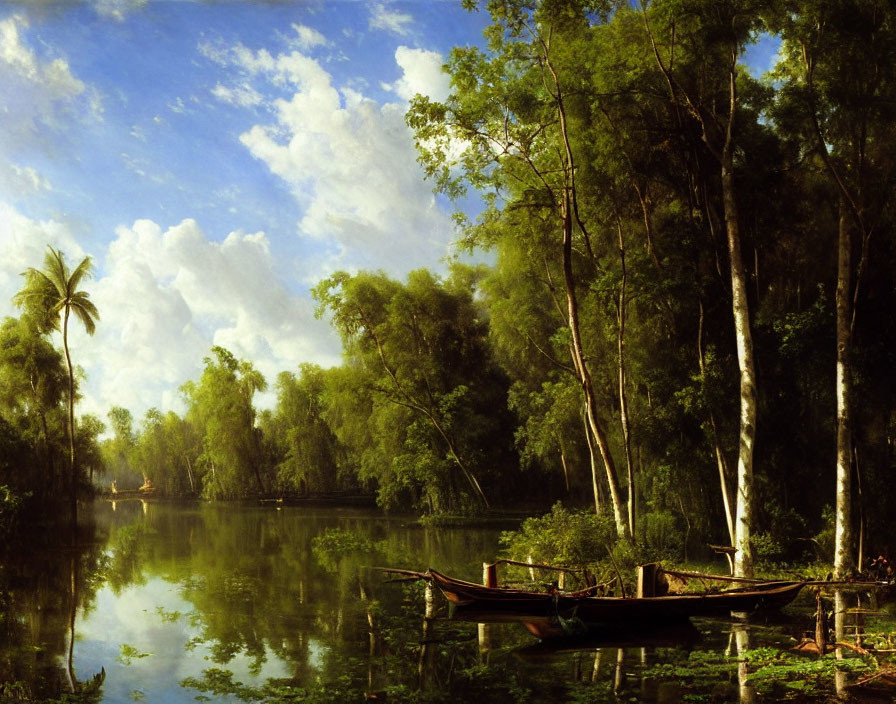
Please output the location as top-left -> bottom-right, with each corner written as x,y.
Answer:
792,593 -> 872,656
793,639 -> 871,656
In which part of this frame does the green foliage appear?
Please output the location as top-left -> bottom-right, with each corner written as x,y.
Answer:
266,365 -> 345,495
181,668 -> 366,703
640,510 -> 684,561
117,643 -> 152,666
645,646 -> 876,701
814,506 -> 836,564
182,346 -> 268,499
311,528 -> 375,573
500,502 -> 617,568
313,268 -> 516,514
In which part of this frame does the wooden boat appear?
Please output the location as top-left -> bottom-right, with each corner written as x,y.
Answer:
428,569 -> 805,632
102,487 -> 158,501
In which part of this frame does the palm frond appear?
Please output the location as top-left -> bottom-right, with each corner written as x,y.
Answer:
71,294 -> 99,335
43,247 -> 71,294
13,270 -> 63,331
67,255 -> 95,292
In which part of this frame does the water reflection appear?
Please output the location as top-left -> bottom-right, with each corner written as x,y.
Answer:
0,523 -> 107,701
4,503 -> 896,702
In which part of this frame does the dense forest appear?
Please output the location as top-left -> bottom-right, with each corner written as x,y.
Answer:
2,0 -> 895,583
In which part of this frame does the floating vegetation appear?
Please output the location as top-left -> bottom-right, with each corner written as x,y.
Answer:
117,643 -> 152,666
155,605 -> 182,622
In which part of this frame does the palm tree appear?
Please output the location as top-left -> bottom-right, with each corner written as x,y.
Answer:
14,246 -> 99,524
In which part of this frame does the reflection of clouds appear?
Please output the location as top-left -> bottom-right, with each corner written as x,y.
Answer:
75,577 -> 290,702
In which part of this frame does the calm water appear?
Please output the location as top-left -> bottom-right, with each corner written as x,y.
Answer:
1,501 -> 893,703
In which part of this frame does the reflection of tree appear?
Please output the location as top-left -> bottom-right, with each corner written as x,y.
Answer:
0,525 -> 106,701
103,522 -> 155,592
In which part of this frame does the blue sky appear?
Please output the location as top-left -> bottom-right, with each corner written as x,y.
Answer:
0,0 -> 780,426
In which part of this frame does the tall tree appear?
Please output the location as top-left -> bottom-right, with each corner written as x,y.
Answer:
14,247 -> 98,523
182,346 -> 267,499
269,365 -> 343,495
103,406 -> 140,488
409,0 -> 632,537
639,0 -> 764,576
771,0 -> 896,577
0,316 -> 67,496
314,268 -> 514,513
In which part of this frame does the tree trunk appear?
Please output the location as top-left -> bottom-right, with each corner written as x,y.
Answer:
617,221 -> 636,537
834,202 -> 853,579
542,39 -> 626,537
185,455 -> 195,494
66,554 -> 78,693
62,305 -> 77,526
721,52 -> 756,578
558,437 -> 570,494
583,407 -> 602,514
698,301 -> 736,547
562,194 -> 628,538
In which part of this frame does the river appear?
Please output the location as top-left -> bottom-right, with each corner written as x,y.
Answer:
1,500 -> 892,702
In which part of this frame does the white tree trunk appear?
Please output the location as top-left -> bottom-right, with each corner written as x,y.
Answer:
722,54 -> 756,579
834,204 -> 853,579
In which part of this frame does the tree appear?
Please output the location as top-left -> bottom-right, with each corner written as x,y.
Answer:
314,268 -> 515,513
409,0 -> 633,536
627,0 -> 768,575
269,365 -> 343,495
182,346 -> 268,499
14,246 -> 98,523
0,316 -> 67,496
770,0 -> 896,577
103,406 -> 140,488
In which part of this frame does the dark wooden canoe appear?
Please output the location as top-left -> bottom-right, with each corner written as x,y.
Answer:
428,569 -> 805,630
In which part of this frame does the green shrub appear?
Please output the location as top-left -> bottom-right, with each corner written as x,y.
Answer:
499,502 -> 616,567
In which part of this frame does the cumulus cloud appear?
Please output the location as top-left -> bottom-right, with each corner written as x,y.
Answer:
369,3 -> 414,36
0,205 -> 341,422
384,47 -> 449,102
83,217 -> 341,418
0,203 -> 84,312
203,38 -> 458,275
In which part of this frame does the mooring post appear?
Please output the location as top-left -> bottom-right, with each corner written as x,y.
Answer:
637,563 -> 659,598
479,562 -> 494,661
483,562 -> 497,588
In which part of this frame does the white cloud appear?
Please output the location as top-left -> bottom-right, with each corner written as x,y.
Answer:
385,46 -> 449,102
291,23 -> 327,52
211,81 -> 263,108
0,203 -> 84,313
207,42 -> 459,275
79,217 -> 341,419
0,13 -> 97,182
0,205 -> 341,423
0,163 -> 51,196
92,0 -> 148,22
369,3 -> 414,36
168,96 -> 188,114
0,14 -> 85,108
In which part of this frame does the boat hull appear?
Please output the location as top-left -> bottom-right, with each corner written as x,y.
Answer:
428,569 -> 804,633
